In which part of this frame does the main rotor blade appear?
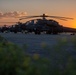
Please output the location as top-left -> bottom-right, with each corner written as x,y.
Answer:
19,14 -> 74,21
0,22 -> 18,23
48,16 -> 74,20
19,16 -> 40,20
52,18 -> 68,21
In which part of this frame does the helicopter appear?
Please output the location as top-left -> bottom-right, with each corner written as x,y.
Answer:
0,14 -> 75,34
19,13 -> 75,34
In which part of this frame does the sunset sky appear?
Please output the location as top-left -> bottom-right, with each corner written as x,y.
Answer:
0,0 -> 76,28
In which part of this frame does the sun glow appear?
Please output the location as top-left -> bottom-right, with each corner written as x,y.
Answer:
72,19 -> 76,28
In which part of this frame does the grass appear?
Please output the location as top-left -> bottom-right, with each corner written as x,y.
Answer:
0,35 -> 76,75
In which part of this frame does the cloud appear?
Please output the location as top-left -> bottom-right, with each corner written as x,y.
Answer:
0,11 -> 27,19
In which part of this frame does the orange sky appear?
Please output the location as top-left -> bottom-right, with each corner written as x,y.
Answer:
0,0 -> 76,28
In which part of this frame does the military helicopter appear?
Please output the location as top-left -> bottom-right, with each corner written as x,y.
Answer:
19,13 -> 75,34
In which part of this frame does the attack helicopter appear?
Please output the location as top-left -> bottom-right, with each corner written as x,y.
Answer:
19,14 -> 75,34
0,14 -> 75,34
